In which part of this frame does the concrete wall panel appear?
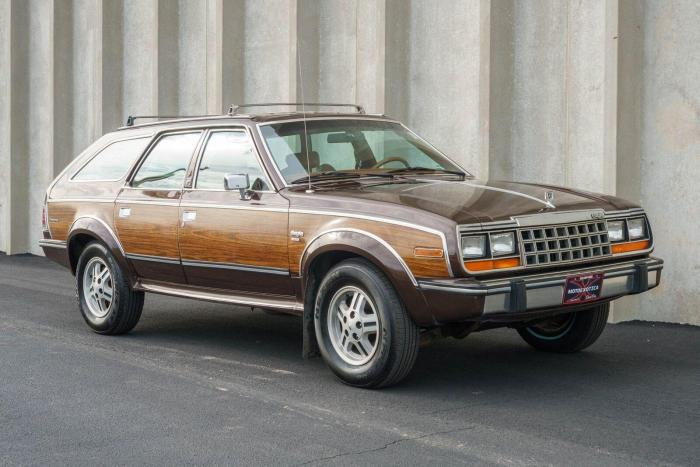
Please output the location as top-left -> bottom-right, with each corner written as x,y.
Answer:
27,0 -> 55,255
122,0 -> 158,116
0,0 -> 11,253
386,0 -> 484,175
243,0 -> 296,102
635,0 -> 700,325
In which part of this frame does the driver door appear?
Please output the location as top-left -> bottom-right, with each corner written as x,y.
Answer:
178,128 -> 292,295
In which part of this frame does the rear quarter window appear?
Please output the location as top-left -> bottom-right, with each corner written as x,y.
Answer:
72,137 -> 151,181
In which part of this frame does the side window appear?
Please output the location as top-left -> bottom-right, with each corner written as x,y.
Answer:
72,137 -> 150,181
132,132 -> 201,189
195,131 -> 271,191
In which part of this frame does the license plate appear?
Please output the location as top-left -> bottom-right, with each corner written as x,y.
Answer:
563,273 -> 603,305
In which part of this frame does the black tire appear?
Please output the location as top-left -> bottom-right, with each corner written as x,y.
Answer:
314,258 -> 419,388
517,303 -> 609,353
75,241 -> 144,335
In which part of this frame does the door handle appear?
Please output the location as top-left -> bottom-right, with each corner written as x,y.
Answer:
118,207 -> 131,218
182,211 -> 197,225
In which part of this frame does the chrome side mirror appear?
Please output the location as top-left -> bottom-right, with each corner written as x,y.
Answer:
224,173 -> 251,200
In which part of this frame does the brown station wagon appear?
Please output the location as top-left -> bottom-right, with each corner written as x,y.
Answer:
40,103 -> 663,388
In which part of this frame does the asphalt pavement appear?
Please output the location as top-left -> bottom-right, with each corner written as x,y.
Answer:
1,254 -> 698,466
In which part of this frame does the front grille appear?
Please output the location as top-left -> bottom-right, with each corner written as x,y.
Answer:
519,221 -> 611,267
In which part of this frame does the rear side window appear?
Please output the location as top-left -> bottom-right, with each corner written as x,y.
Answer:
72,137 -> 150,181
132,132 -> 202,189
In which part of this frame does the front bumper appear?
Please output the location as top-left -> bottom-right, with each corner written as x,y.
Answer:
419,256 -> 663,323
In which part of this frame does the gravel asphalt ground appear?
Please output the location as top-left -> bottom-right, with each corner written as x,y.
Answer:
1,254 -> 698,466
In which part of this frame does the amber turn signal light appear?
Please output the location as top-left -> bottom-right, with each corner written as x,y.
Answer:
464,257 -> 520,271
611,240 -> 650,254
413,247 -> 444,258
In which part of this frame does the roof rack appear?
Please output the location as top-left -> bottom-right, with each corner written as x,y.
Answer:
228,103 -> 365,115
124,114 -> 223,127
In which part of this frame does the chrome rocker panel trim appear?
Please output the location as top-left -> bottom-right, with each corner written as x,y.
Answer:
136,281 -> 303,312
38,239 -> 67,249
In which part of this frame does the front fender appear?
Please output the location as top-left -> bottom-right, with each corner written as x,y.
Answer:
300,229 -> 435,326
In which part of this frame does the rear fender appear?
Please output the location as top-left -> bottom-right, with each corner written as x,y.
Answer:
67,216 -> 135,286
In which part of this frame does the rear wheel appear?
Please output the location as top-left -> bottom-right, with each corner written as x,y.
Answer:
314,258 -> 419,388
517,303 -> 609,353
76,242 -> 144,335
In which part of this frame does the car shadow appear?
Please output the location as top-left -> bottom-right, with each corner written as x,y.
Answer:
123,298 -> 693,403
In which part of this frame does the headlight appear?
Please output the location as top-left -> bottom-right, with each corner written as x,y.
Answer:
627,218 -> 646,239
490,232 -> 515,256
607,220 -> 625,242
461,235 -> 486,258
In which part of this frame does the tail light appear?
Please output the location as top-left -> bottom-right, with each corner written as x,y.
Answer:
41,196 -> 49,232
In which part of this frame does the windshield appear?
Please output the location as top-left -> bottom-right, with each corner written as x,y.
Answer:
259,119 -> 469,184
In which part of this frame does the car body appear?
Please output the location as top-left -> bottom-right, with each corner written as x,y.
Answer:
40,105 -> 663,387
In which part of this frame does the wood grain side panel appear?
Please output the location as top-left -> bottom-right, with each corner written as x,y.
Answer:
114,204 -> 180,258
47,201 -> 114,241
179,208 -> 289,269
289,214 -> 449,279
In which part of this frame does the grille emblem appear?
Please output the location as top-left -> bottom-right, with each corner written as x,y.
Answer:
544,191 -> 555,203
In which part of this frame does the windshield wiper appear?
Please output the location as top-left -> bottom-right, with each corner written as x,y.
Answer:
290,171 -> 394,185
386,167 -> 466,177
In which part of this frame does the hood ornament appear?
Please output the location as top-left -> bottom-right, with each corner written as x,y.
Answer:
543,190 -> 556,208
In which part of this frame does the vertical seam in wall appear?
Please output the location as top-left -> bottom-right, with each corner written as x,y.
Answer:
355,0 -> 359,105
204,1 -> 208,112
563,1 -> 571,186
49,0 -> 55,181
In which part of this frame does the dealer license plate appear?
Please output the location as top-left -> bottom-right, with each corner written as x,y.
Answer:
563,273 -> 604,305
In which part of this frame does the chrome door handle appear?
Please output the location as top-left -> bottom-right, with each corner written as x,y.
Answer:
118,207 -> 131,218
182,211 -> 197,223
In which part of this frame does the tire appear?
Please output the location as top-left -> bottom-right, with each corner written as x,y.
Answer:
75,241 -> 144,335
517,303 -> 609,353
314,258 -> 419,388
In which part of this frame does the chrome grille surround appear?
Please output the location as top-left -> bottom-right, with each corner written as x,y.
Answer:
519,220 -> 611,267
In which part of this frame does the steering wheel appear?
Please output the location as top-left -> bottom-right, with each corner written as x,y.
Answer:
372,156 -> 410,169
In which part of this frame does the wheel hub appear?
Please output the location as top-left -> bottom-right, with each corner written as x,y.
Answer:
83,257 -> 114,319
327,285 -> 381,366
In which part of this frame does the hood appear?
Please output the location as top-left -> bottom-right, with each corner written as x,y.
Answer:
287,179 -> 638,226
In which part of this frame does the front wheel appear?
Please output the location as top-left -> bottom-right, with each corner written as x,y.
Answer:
517,303 -> 609,353
314,258 -> 419,388
76,242 -> 144,335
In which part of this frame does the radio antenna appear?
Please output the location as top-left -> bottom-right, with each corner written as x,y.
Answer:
296,21 -> 313,194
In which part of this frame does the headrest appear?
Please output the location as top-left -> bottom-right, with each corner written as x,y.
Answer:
293,151 -> 320,169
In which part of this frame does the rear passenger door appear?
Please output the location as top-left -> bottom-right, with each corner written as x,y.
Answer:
178,128 -> 292,295
115,130 -> 204,283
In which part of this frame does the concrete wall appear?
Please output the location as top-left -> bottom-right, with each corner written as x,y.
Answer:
0,0 -> 697,325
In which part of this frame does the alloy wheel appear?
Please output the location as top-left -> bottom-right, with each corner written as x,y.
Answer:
327,285 -> 381,365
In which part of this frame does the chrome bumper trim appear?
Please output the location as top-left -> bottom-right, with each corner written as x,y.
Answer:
419,257 -> 663,315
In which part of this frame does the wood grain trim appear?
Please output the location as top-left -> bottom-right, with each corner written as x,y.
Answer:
114,204 -> 180,258
290,213 -> 450,279
179,208 -> 289,270
47,201 -> 115,242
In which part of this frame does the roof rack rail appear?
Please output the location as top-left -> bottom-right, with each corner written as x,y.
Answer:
124,114 -> 223,127
228,103 -> 365,115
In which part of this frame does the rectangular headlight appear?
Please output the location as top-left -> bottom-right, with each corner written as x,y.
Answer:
462,235 -> 486,258
490,232 -> 515,256
627,218 -> 646,240
607,220 -> 625,242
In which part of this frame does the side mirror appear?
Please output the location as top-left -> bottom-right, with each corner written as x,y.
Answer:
224,173 -> 251,200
